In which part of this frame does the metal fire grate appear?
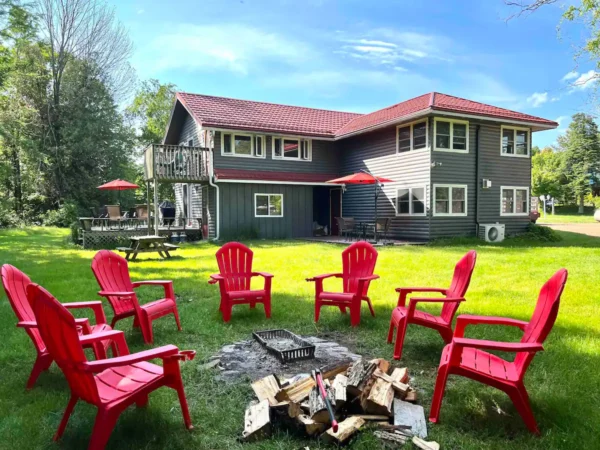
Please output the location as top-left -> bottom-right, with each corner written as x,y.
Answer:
252,329 -> 316,363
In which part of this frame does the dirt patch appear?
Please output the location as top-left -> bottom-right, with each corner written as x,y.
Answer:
211,334 -> 361,383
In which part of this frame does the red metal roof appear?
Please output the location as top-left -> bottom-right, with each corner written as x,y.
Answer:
177,92 -> 361,138
177,91 -> 558,140
214,168 -> 337,184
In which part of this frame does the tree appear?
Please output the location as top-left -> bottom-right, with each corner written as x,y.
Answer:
505,1 -> 600,89
558,113 -> 600,212
531,146 -> 566,200
127,79 -> 177,146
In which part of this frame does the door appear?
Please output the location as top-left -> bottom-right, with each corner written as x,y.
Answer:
330,188 -> 342,235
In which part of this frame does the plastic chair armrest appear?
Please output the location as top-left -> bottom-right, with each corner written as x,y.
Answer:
252,272 -> 274,278
98,290 -> 135,297
84,345 -> 180,372
63,301 -> 107,325
454,314 -> 528,338
358,274 -> 380,282
17,321 -> 37,329
132,280 -> 172,288
395,287 -> 447,294
306,273 -> 343,282
453,337 -> 543,353
79,330 -> 130,355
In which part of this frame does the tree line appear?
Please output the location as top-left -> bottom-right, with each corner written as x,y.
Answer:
0,0 -> 175,227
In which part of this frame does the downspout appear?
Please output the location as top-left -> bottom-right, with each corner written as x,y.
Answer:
207,132 -> 220,241
475,124 -> 481,237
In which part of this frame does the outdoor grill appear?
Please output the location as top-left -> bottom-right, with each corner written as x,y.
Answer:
252,329 -> 316,363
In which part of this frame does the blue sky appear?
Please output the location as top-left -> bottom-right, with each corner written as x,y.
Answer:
116,0 -> 596,147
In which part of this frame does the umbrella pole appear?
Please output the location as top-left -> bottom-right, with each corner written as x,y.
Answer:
374,183 -> 378,243
146,181 -> 151,236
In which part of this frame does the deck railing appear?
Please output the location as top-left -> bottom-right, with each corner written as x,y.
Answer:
143,144 -> 211,182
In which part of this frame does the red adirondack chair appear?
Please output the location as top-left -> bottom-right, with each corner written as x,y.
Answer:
429,269 -> 568,434
1,264 -> 114,389
91,250 -> 181,344
387,250 -> 477,360
307,241 -> 379,327
26,283 -> 194,450
208,242 -> 273,322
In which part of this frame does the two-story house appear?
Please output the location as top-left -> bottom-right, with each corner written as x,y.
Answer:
149,91 -> 557,241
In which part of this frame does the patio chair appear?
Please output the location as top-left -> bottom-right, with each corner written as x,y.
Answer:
374,217 -> 392,243
429,269 -> 568,434
388,250 -> 477,360
307,241 -> 379,327
208,242 -> 274,322
91,250 -> 182,344
335,217 -> 356,241
135,204 -> 149,229
105,205 -> 123,229
26,283 -> 194,450
1,264 -> 115,389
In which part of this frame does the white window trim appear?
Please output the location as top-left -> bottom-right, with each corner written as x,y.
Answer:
396,119 -> 429,154
254,135 -> 265,157
272,136 -> 312,162
254,193 -> 284,218
500,125 -> 530,158
396,186 -> 427,216
220,132 -> 266,159
500,186 -> 530,216
433,118 -> 469,154
432,184 -> 468,217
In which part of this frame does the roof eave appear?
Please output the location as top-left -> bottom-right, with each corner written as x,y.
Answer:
203,125 -> 336,140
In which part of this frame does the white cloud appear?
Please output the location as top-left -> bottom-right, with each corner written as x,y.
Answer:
527,91 -> 549,107
561,71 -> 579,82
555,115 -> 569,126
337,29 -> 453,67
137,24 -> 314,76
572,70 -> 598,90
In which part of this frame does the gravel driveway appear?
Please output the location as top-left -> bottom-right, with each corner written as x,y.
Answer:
544,223 -> 600,237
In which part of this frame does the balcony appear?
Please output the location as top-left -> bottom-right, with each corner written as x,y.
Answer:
143,144 -> 211,183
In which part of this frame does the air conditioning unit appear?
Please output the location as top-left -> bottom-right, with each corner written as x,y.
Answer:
481,223 -> 505,243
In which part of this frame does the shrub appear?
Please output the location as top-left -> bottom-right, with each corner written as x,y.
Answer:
42,202 -> 78,227
518,223 -> 562,242
0,203 -> 20,228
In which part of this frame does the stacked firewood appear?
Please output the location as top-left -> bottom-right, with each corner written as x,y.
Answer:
241,358 -> 440,448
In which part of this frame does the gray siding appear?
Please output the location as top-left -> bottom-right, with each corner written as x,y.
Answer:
213,132 -> 340,175
429,116 -> 532,238
178,113 -> 201,146
219,183 -> 313,239
429,116 -> 477,238
338,125 -> 431,241
477,121 -> 532,235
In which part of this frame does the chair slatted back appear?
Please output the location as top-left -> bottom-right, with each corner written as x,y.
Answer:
215,242 -> 254,292
1,265 -> 45,352
91,250 -> 136,316
342,241 -> 378,296
441,250 -> 477,323
515,269 -> 568,376
27,284 -> 100,404
106,205 -> 121,220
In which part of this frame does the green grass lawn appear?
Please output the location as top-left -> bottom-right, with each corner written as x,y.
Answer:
0,228 -> 599,450
537,205 -> 597,224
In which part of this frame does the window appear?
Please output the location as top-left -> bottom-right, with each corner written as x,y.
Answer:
255,193 -> 283,217
187,138 -> 194,147
501,186 -> 529,215
501,126 -> 530,157
396,187 -> 426,216
272,137 -> 312,161
433,184 -> 467,216
221,132 -> 265,158
396,120 -> 428,153
434,118 -> 469,153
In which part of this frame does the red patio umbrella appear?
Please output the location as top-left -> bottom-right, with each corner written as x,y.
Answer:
97,179 -> 139,205
327,171 -> 394,241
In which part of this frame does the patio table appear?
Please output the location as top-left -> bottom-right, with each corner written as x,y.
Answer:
117,235 -> 179,261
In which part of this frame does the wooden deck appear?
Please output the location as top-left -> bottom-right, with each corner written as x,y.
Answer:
299,236 -> 427,246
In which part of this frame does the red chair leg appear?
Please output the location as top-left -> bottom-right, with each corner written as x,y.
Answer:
438,326 -> 454,344
314,299 -> 322,323
429,364 -> 451,424
509,385 -> 540,434
138,312 -> 154,344
350,301 -> 361,327
175,379 -> 193,430
173,307 -> 182,331
136,394 -> 149,408
92,342 -> 107,360
250,302 -> 256,309
339,306 -> 347,314
26,353 -> 53,389
387,319 -> 395,344
54,395 -> 78,441
88,409 -> 120,450
393,317 -> 408,360
365,299 -> 375,317
222,301 -> 233,323
264,296 -> 271,319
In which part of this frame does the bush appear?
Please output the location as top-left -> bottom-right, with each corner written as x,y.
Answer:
41,202 -> 78,227
0,203 -> 21,228
517,223 -> 562,242
70,221 -> 80,244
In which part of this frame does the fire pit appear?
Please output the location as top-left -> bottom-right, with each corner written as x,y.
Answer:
253,329 -> 315,363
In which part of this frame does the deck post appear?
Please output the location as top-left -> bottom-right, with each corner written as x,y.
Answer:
146,181 -> 151,235
154,180 -> 159,235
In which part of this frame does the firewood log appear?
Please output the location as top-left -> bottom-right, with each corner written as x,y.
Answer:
347,359 -> 377,397
390,367 -> 409,384
370,358 -> 391,374
242,400 -> 271,442
412,436 -> 441,450
373,368 -> 410,397
308,385 -> 336,424
276,363 -> 350,403
365,377 -> 394,416
321,416 -> 366,444
251,374 -> 281,406
297,414 -> 326,436
331,374 -> 347,408
374,430 -> 409,445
